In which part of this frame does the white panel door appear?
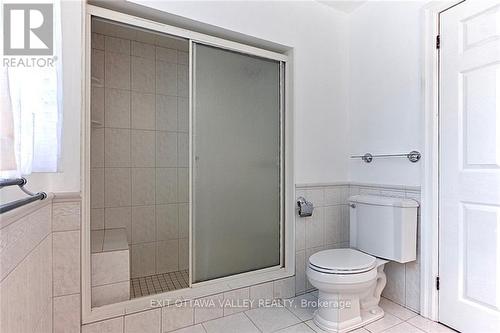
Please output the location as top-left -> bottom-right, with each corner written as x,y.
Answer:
440,1 -> 500,332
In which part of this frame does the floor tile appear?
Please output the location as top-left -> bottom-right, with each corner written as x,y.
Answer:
284,293 -> 317,321
407,316 -> 457,333
275,323 -> 315,333
307,320 -> 369,333
303,320 -> 321,333
382,322 -> 425,333
364,313 -> 402,333
245,306 -> 300,333
171,324 -> 206,333
379,298 -> 418,321
161,303 -> 459,333
202,313 -> 259,333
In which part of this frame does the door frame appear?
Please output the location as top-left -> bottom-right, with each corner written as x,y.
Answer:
421,0 -> 464,321
81,4 -> 295,324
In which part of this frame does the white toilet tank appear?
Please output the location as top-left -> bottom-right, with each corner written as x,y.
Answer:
349,195 -> 418,263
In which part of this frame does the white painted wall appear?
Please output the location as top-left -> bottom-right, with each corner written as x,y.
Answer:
3,0 -> 432,203
134,0 -> 428,187
348,0 -> 427,186
1,0 -> 83,202
127,0 -> 351,185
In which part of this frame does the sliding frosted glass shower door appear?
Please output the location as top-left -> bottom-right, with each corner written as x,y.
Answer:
192,43 -> 282,283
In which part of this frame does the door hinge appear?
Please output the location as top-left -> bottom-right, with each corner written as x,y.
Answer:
436,276 -> 440,290
436,35 -> 440,49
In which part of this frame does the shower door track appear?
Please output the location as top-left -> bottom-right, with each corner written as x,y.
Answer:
82,4 -> 295,325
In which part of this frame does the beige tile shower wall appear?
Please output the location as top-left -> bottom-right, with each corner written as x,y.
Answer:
90,22 -> 189,279
295,183 -> 421,314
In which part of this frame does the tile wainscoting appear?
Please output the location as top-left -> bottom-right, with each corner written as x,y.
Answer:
0,193 -> 82,333
0,192 -> 295,333
295,183 -> 421,313
0,181 -> 420,332
294,184 -> 350,295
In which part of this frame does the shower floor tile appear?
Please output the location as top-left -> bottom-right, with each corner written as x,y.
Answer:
130,270 -> 189,298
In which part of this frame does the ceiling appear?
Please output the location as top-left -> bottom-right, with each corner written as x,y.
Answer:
318,1 -> 367,14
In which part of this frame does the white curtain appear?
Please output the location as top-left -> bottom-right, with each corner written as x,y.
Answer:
0,0 -> 63,178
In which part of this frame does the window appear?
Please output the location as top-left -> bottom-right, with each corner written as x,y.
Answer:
0,1 -> 62,178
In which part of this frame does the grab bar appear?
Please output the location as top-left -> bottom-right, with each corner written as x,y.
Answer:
350,151 -> 421,163
0,177 -> 47,214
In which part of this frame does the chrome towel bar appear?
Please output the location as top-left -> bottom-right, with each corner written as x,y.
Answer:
0,177 -> 27,188
0,193 -> 47,214
0,177 -> 47,214
351,151 -> 421,163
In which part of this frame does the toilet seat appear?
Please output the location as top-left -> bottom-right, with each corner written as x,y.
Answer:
309,248 -> 377,274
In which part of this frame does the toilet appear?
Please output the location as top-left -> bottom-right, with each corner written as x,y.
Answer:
306,195 -> 418,332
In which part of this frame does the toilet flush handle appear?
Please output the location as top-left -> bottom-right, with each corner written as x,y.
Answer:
349,203 -> 356,208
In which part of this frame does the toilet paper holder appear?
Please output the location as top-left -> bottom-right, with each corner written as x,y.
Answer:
297,196 -> 314,217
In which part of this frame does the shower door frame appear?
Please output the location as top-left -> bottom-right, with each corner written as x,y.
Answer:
82,4 -> 294,324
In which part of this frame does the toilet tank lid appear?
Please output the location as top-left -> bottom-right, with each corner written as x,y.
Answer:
348,195 -> 419,208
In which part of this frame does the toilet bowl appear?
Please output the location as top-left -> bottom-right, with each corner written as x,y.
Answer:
305,195 -> 419,333
307,248 -> 387,333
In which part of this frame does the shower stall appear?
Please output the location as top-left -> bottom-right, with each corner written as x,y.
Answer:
85,8 -> 292,312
